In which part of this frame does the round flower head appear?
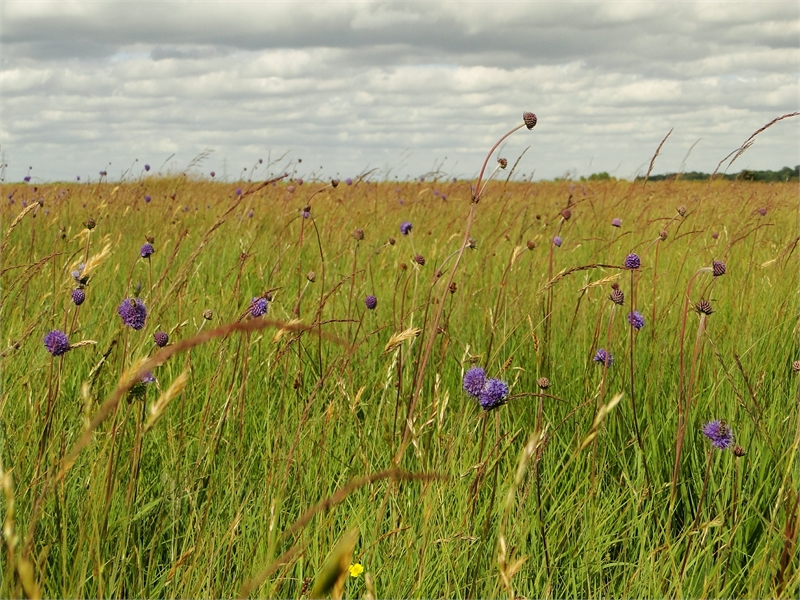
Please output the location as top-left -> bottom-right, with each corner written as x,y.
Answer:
118,298 -> 147,330
793,360 -> 800,373
154,331 -> 169,347
537,377 -> 550,390
144,195 -> 151,203
140,243 -> 154,259
712,260 -> 726,277
44,330 -> 70,356
561,208 -> 572,221
702,420 -> 734,450
72,288 -> 86,306
523,112 -> 538,129
553,236 -> 562,247
144,164 -> 150,171
695,299 -> 713,315
345,177 -> 353,185
400,221 -> 412,236
624,253 -> 641,270
593,348 -> 613,367
628,311 -> 645,330
609,288 -> 624,305
479,378 -> 509,411
611,218 -> 622,228
463,367 -> 486,399
364,295 -> 377,310
413,253 -> 426,266
301,209 -> 310,219
235,188 -> 242,196
249,297 -> 268,318
141,371 -> 156,384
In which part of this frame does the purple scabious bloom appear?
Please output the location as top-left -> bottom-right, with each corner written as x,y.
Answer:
463,367 -> 486,399
44,330 -> 70,356
24,175 -> 31,183
76,176 -> 81,181
72,288 -> 86,306
249,296 -> 268,318
302,210 -> 310,219
235,188 -> 242,196
611,218 -> 622,228
400,221 -> 412,236
345,177 -> 353,185
154,331 -> 169,347
624,253 -> 641,269
144,195 -> 151,203
479,378 -> 509,411
364,295 -> 377,310
118,298 -> 147,330
141,371 -> 156,384
140,243 -> 154,258
628,311 -> 645,330
593,348 -> 613,367
702,420 -> 734,450
210,171 -> 215,178
553,236 -> 562,247
144,164 -> 151,171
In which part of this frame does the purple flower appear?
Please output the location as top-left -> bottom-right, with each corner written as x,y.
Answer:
624,253 -> 641,269
248,210 -> 254,218
140,371 -> 156,384
140,243 -> 154,258
44,330 -> 70,356
593,348 -> 613,367
479,378 -> 509,410
210,171 -> 215,178
553,236 -> 562,247
400,221 -> 412,236
611,218 -> 622,228
144,195 -> 151,203
345,177 -> 353,185
702,420 -> 734,450
118,298 -> 147,330
302,210 -> 310,219
628,311 -> 645,330
144,164 -> 150,171
463,367 -> 486,398
236,188 -> 242,196
76,176 -> 81,181
364,295 -> 377,310
72,288 -> 86,306
154,331 -> 169,347
249,296 -> 268,318
23,176 -> 31,183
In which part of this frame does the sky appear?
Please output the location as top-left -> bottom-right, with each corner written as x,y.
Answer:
1,1 -> 798,183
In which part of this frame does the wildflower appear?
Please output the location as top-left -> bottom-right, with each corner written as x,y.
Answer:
154,331 -> 169,347
140,243 -> 154,258
677,205 -> 687,217
611,218 -> 622,228
553,236 -> 562,247
537,377 -> 550,390
757,207 -> 767,216
144,164 -> 150,171
463,367 -> 486,398
593,348 -> 613,367
72,288 -> 86,306
561,208 -> 572,221
702,420 -> 734,450
331,179 -> 339,188
140,371 -> 156,384
249,297 -> 268,318
628,311 -> 645,330
210,171 -> 215,178
24,175 -> 31,183
413,254 -> 425,266
235,188 -> 242,196
695,299 -> 713,315
400,221 -> 412,236
301,209 -> 310,219
364,295 -> 377,310
345,177 -> 353,185
523,112 -> 538,129
624,253 -> 641,269
479,378 -> 509,411
44,330 -> 70,356
306,271 -> 316,283
352,228 -> 364,241
297,178 -> 303,185
733,445 -> 746,457
609,286 -> 624,305
526,240 -> 535,250
712,260 -> 726,277
71,263 -> 86,283
348,563 -> 364,578
118,298 -> 147,330
711,232 -> 719,240
144,195 -> 151,203
202,309 -> 213,320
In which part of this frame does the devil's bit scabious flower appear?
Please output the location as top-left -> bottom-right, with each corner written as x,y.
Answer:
480,378 -> 509,410
414,254 -> 425,266
523,112 -> 538,129
140,243 -> 154,258
624,253 -> 641,269
702,420 -> 734,450
72,288 -> 85,306
659,230 -> 668,241
593,348 -> 613,367
144,164 -> 150,171
141,371 -> 156,384
400,221 -> 412,236
609,288 -> 625,305
44,330 -> 70,356
154,331 -> 169,347
695,299 -> 713,315
552,236 -> 562,248
561,208 -> 572,221
712,260 -> 726,277
463,367 -> 486,399
628,311 -> 645,330
144,195 -> 151,203
364,295 -> 377,310
118,298 -> 147,330
345,177 -> 353,185
250,297 -> 268,318
612,218 -> 622,228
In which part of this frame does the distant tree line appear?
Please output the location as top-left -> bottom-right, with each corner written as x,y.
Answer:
636,166 -> 799,182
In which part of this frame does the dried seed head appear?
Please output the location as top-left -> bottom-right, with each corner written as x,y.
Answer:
624,253 -> 641,270
413,253 -> 425,266
733,445 -> 746,457
84,217 -> 96,230
449,282 -> 457,294
712,260 -> 726,277
435,269 -> 443,278
145,235 -> 155,244
561,208 -> 572,221
695,299 -> 713,315
711,231 -> 719,239
72,288 -> 86,306
467,237 -> 477,249
388,237 -> 396,245
793,360 -> 800,373
306,271 -> 316,283
537,377 -> 550,390
659,230 -> 668,241
523,112 -> 538,129
611,282 -> 620,290
399,262 -> 407,271
757,207 -> 767,216
677,205 -> 687,217
497,157 -> 508,169
331,178 -> 340,188
526,240 -> 535,250
352,228 -> 364,241
202,309 -> 213,320
609,289 -> 625,305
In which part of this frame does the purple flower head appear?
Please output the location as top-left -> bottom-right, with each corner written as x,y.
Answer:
235,188 -> 242,196
345,177 -> 353,185
71,263 -> 85,282
702,420 -> 734,450
249,296 -> 269,318
757,207 -> 767,216
400,221 -> 412,236
44,330 -> 70,356
479,378 -> 509,411
144,195 -> 151,203
364,295 -> 377,310
463,367 -> 486,398
248,210 -> 254,218
624,253 -> 641,270
611,218 -> 622,228
553,236 -> 562,247
144,164 -> 150,171
593,348 -> 613,367
24,175 -> 31,183
628,311 -> 645,330
140,243 -> 154,258
210,171 -> 215,178
141,371 -> 156,384
76,176 -> 81,181
118,298 -> 147,330
297,178 -> 304,185
154,331 -> 169,347
72,288 -> 86,306
302,209 -> 310,219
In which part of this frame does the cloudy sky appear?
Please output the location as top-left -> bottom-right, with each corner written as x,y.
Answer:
1,1 -> 798,183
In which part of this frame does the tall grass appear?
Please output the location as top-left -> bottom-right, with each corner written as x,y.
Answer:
1,164 -> 798,598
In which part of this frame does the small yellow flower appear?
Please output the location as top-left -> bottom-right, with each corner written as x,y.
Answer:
348,563 -> 364,578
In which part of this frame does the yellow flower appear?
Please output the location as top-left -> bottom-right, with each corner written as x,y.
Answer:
348,563 -> 364,578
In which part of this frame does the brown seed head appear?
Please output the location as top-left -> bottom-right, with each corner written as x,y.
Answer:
526,240 -> 535,250
561,208 -> 572,221
352,228 -> 364,241
733,445 -> 746,457
659,230 -> 668,241
467,237 -> 477,249
331,178 -> 339,188
537,377 -> 550,390
609,289 -> 625,305
388,237 -> 396,246
84,218 -> 96,230
695,299 -> 713,315
449,282 -> 457,294
712,260 -> 726,277
711,231 -> 719,239
414,253 -> 426,266
202,309 -> 213,320
497,157 -> 508,169
677,205 -> 687,217
399,262 -> 407,271
611,282 -> 620,291
306,271 -> 316,283
523,112 -> 538,129
146,235 -> 155,244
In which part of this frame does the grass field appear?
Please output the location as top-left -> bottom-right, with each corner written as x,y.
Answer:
1,147 -> 798,598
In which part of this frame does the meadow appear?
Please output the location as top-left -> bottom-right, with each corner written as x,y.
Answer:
1,132 -> 798,598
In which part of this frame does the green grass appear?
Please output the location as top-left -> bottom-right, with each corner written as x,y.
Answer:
1,172 -> 798,598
